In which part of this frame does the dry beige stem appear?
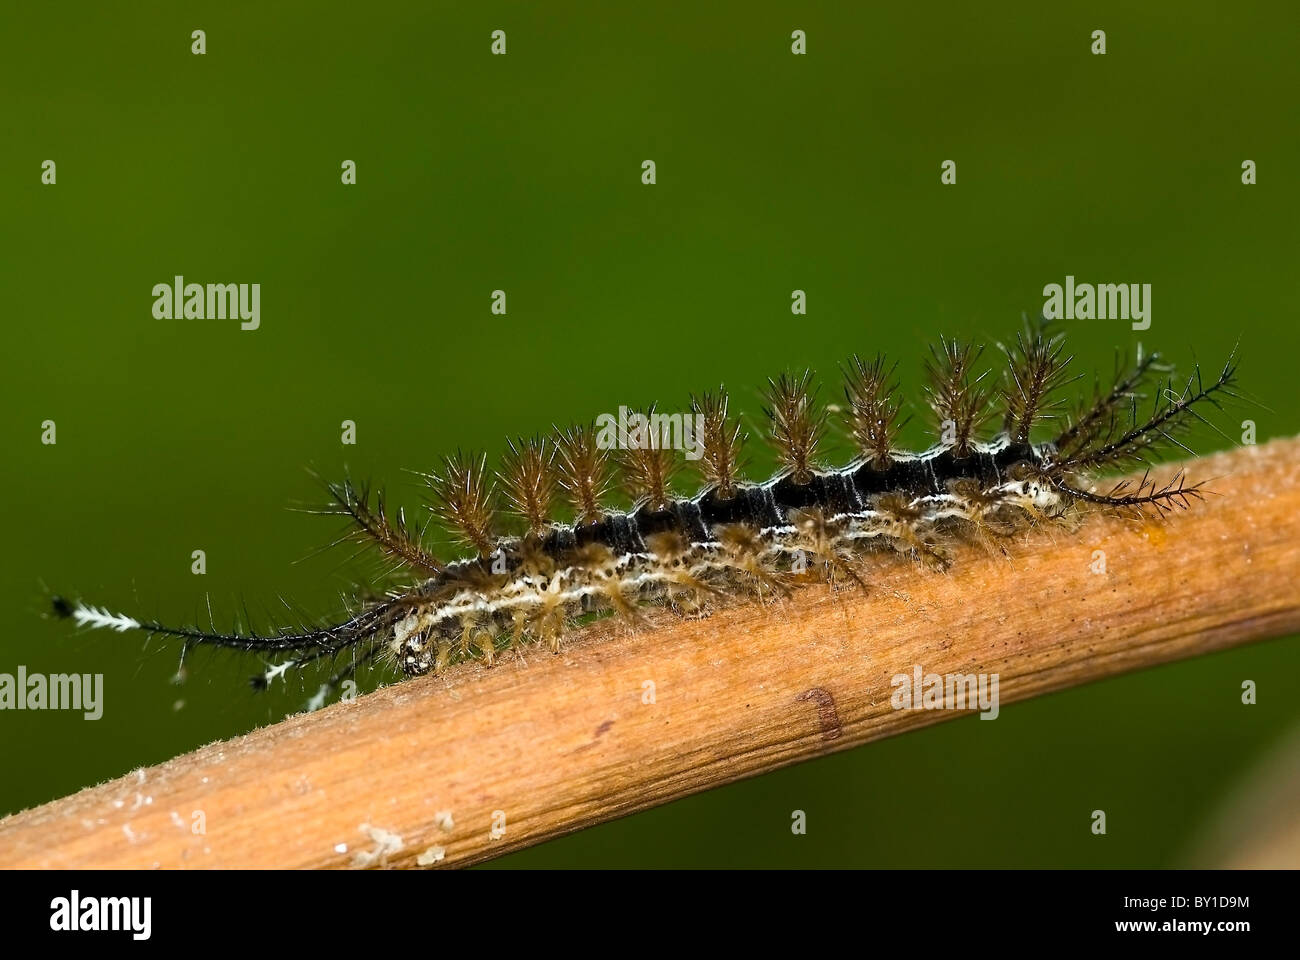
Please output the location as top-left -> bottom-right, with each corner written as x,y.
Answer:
2,438 -> 1299,869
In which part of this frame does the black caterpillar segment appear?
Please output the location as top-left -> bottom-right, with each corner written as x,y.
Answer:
52,327 -> 1240,710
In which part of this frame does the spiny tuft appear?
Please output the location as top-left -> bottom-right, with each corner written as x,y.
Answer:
764,370 -> 826,484
692,388 -> 746,500
426,451 -> 497,557
555,421 -> 613,525
499,436 -> 558,538
843,354 -> 905,468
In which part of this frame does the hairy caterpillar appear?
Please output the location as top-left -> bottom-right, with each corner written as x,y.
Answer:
52,326 -> 1238,711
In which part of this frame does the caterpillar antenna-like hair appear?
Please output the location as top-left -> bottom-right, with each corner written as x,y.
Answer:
1051,469 -> 1209,515
50,593 -> 410,655
1053,346 -> 1169,459
1054,353 -> 1239,472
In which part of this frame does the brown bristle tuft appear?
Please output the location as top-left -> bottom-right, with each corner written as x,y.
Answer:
843,354 -> 905,468
321,475 -> 444,577
619,405 -> 680,511
1001,331 -> 1076,444
691,388 -> 746,500
555,422 -> 613,526
924,337 -> 994,456
763,370 -> 826,484
426,450 -> 497,558
499,436 -> 558,538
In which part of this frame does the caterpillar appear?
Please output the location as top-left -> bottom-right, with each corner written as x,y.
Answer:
52,326 -> 1238,711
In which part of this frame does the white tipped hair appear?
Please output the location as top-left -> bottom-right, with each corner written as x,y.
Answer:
71,603 -> 141,633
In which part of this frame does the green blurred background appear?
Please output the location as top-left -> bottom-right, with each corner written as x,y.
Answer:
2,1 -> 1298,867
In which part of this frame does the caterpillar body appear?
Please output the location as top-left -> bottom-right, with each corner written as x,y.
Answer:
53,327 -> 1239,709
